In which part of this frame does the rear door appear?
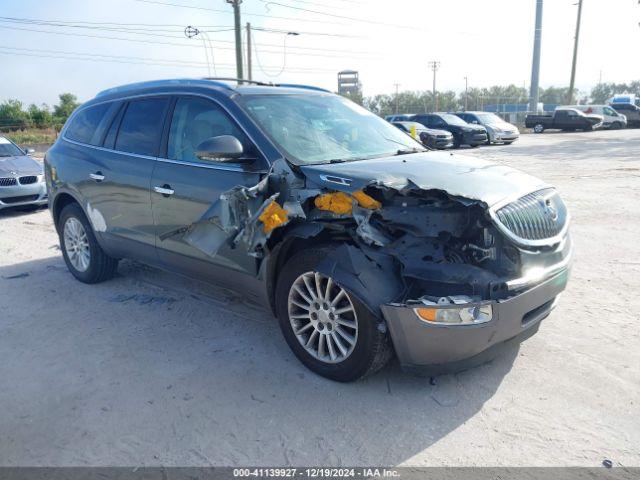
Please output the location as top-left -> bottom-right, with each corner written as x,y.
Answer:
150,95 -> 268,287
90,96 -> 170,263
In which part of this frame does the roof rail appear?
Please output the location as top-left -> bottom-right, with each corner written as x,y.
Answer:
202,77 -> 273,87
96,78 -> 235,97
275,83 -> 330,93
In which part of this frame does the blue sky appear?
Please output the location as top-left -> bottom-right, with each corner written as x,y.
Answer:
2,0 -> 639,106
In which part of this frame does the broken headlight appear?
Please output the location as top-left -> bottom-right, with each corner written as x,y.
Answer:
414,295 -> 493,325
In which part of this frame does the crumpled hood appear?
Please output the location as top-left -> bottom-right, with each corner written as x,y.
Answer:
300,151 -> 550,207
0,155 -> 42,176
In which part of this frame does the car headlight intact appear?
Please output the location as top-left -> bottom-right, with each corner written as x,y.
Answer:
414,296 -> 493,325
37,174 -> 45,182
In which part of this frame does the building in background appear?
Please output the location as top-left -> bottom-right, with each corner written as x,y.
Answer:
338,71 -> 361,96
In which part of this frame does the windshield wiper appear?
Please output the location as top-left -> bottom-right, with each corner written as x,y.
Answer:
395,147 -> 425,155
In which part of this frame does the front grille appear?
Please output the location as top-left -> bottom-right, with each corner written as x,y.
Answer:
0,177 -> 17,187
495,188 -> 567,242
0,194 -> 39,204
19,176 -> 37,185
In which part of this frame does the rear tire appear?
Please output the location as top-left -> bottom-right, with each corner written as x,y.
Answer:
275,247 -> 393,382
58,203 -> 118,284
533,124 -> 545,133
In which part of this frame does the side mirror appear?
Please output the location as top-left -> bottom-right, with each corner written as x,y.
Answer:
195,135 -> 246,162
25,148 -> 35,155
471,120 -> 479,124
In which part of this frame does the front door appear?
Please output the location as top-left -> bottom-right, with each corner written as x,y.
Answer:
150,95 -> 268,288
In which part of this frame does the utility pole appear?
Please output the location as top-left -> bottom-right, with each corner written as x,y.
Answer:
529,0 -> 543,113
567,0 -> 583,104
246,22 -> 252,81
464,76 -> 468,111
428,61 -> 440,112
394,83 -> 400,114
226,0 -> 244,81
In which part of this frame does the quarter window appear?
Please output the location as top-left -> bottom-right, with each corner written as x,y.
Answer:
115,98 -> 169,156
167,97 -> 256,162
66,103 -> 110,145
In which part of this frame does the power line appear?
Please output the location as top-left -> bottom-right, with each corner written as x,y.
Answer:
0,45 -> 338,72
133,0 -> 355,28
0,16 -> 372,53
256,0 -> 423,31
0,24 -> 375,59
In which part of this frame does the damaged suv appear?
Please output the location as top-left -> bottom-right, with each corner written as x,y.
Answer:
45,79 -> 572,382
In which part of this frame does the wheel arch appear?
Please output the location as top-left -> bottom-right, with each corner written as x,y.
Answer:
52,191 -> 82,233
264,224 -> 346,316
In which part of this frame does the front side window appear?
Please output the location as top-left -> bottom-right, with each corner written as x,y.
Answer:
0,136 -> 24,157
115,98 -> 168,156
240,94 -> 424,165
65,103 -> 110,145
167,97 -> 255,162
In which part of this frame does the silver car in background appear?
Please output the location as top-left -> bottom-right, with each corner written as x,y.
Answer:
455,111 -> 520,145
0,136 -> 47,211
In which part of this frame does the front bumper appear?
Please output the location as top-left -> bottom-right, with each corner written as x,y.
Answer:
0,181 -> 48,210
490,131 -> 520,143
430,137 -> 454,149
462,131 -> 488,146
381,262 -> 571,374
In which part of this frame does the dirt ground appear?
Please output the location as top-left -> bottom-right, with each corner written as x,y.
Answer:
0,129 -> 638,467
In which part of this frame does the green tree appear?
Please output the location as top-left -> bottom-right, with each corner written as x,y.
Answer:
28,103 -> 53,128
53,93 -> 80,122
0,99 -> 30,131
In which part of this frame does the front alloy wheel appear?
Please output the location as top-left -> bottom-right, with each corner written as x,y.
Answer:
275,247 -> 393,382
288,271 -> 358,364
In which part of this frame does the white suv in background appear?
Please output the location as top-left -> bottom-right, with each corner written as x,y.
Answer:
559,105 -> 627,129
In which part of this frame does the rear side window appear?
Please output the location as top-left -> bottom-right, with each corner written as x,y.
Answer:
115,98 -> 169,156
65,104 -> 110,145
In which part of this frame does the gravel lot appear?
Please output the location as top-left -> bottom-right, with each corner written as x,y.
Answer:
1,129 -> 638,467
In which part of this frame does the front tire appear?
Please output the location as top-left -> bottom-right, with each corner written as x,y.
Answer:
275,247 -> 392,382
58,203 -> 118,284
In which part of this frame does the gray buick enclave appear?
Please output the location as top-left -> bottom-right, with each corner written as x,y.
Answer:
45,79 -> 572,382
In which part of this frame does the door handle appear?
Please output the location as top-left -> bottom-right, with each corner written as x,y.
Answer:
89,172 -> 105,182
154,185 -> 175,196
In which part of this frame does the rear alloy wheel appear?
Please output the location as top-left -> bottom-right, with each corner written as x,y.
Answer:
276,247 -> 392,382
63,217 -> 91,273
58,203 -> 118,284
533,123 -> 545,134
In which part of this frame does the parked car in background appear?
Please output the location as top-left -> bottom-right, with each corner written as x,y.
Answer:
392,121 -> 453,149
45,78 -> 572,382
0,136 -> 47,211
385,114 -> 415,122
525,108 -> 603,133
610,103 -> 640,128
411,113 -> 487,148
610,94 -> 638,107
454,111 -> 519,145
558,105 -> 626,129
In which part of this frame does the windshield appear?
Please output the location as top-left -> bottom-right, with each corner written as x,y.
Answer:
0,137 -> 25,157
438,113 -> 468,126
476,112 -> 504,124
239,94 -> 425,165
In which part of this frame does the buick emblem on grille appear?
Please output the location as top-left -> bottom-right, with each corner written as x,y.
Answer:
543,199 -> 558,221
